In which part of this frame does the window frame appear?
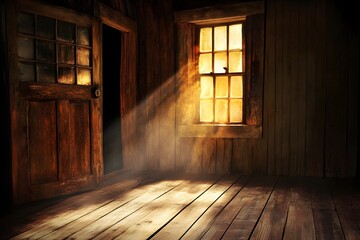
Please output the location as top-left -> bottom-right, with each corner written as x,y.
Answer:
16,11 -> 93,86
196,21 -> 246,124
175,1 -> 264,138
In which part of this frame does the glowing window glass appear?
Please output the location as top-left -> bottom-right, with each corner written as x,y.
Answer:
200,27 -> 212,52
199,23 -> 244,123
229,24 -> 242,50
16,12 -> 92,85
215,76 -> 228,98
214,26 -> 227,51
200,76 -> 214,98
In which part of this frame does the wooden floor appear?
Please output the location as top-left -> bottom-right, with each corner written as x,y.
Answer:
1,172 -> 359,240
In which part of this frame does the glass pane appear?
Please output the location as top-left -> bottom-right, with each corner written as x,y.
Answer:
230,99 -> 243,122
18,37 -> 34,59
19,62 -> 35,81
17,12 -> 34,35
37,16 -> 55,39
58,67 -> 75,84
200,27 -> 212,52
199,53 -> 212,73
77,68 -> 91,85
77,47 -> 90,66
77,26 -> 90,46
229,24 -> 242,50
37,64 -> 55,82
230,76 -> 243,98
37,40 -> 55,62
214,52 -> 227,73
215,99 -> 228,123
200,99 -> 213,122
214,26 -> 227,51
229,51 -> 242,73
200,76 -> 213,98
57,20 -> 75,43
58,44 -> 74,64
215,76 -> 228,98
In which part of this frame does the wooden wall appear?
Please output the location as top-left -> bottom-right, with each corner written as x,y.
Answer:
2,0 -> 358,183
136,0 -> 359,177
135,0 -> 176,171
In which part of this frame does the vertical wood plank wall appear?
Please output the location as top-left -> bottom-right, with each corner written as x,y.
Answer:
135,0 -> 176,171
135,0 -> 359,177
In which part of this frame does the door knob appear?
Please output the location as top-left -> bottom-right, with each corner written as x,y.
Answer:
93,87 -> 101,98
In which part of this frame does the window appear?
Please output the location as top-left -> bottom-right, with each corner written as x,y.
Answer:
17,12 -> 92,85
198,23 -> 244,123
175,1 -> 264,138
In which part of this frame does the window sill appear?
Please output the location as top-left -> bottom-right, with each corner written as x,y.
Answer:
178,124 -> 262,138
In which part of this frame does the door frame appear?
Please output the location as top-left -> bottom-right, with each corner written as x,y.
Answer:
98,2 -> 138,173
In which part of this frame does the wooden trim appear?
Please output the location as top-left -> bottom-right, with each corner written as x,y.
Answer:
20,82 -> 99,100
98,2 -> 137,32
7,0 -> 30,204
18,0 -> 92,26
178,124 -> 262,138
90,18 -> 103,183
174,1 -> 264,24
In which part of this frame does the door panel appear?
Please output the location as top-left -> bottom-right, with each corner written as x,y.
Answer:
28,100 -> 58,185
69,101 -> 91,178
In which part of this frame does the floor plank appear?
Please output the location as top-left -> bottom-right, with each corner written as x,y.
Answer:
92,175 -> 223,239
38,178 -> 185,239
250,177 -> 298,239
313,210 -> 345,240
221,176 -> 278,239
152,175 -> 240,239
181,176 -> 251,240
331,179 -> 360,240
0,174 -> 359,240
283,205 -> 316,240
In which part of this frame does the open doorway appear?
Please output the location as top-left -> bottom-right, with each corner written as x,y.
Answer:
102,24 -> 123,174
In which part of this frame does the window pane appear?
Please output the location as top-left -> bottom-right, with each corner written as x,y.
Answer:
17,12 -> 34,35
77,26 -> 90,46
200,99 -> 213,122
37,16 -> 54,39
77,47 -> 90,66
37,40 -> 55,62
200,76 -> 213,98
58,44 -> 74,64
199,53 -> 212,73
19,62 -> 35,81
57,20 -> 75,43
215,76 -> 228,98
214,52 -> 227,73
18,37 -> 34,59
229,24 -> 242,50
77,68 -> 91,85
37,64 -> 55,82
215,99 -> 228,123
200,27 -> 212,52
230,76 -> 243,98
230,99 -> 243,122
214,26 -> 227,51
58,67 -> 75,84
229,51 -> 242,72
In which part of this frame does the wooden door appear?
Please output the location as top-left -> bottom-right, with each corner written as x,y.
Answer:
7,1 -> 102,204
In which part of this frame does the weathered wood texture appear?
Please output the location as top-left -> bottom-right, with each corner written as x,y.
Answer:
1,174 -> 359,239
135,0 -> 176,172
167,0 -> 359,176
119,31 -> 138,170
6,0 -> 103,204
